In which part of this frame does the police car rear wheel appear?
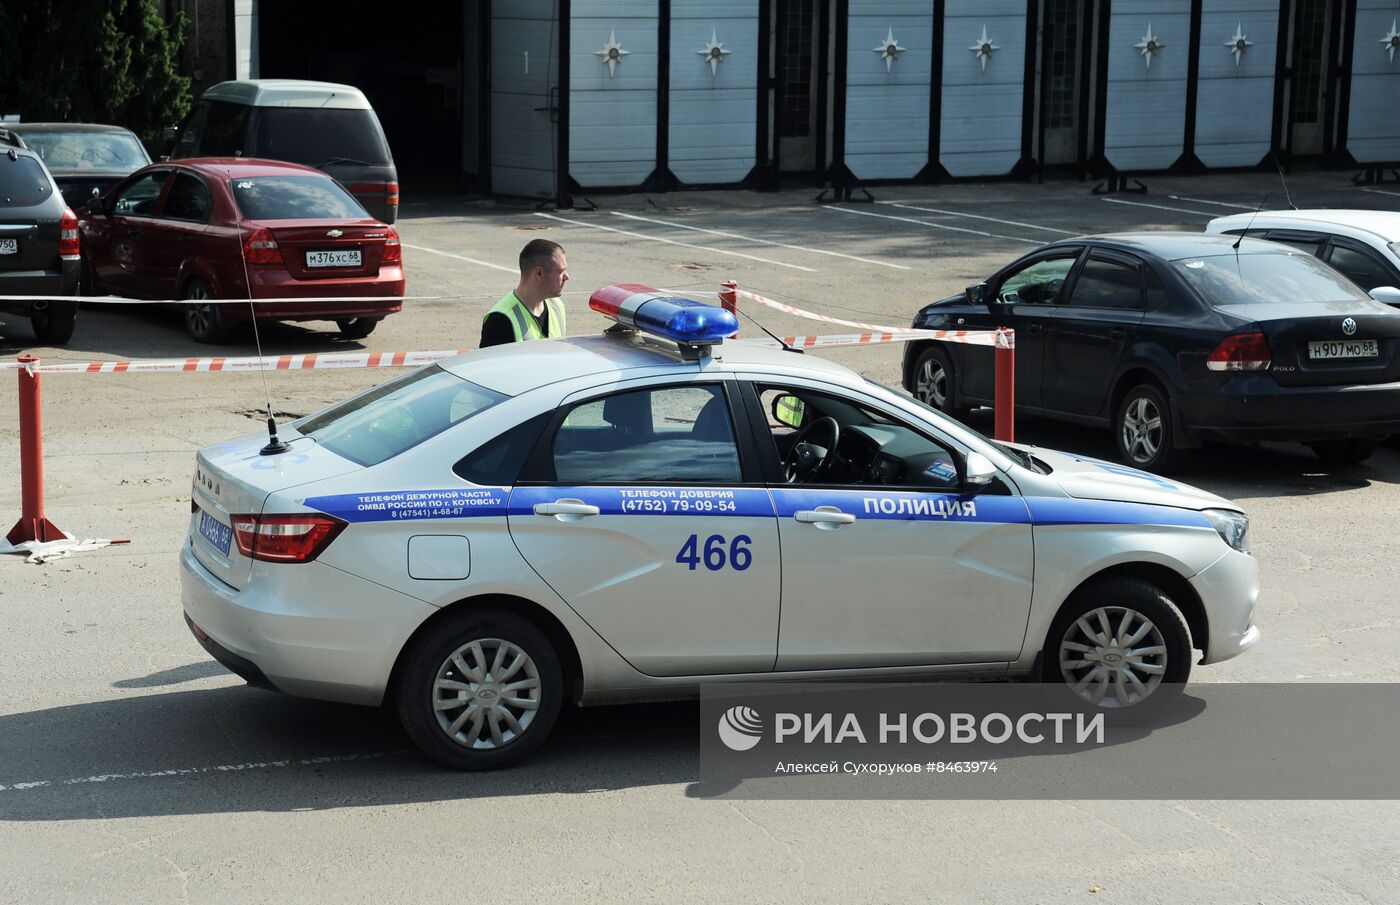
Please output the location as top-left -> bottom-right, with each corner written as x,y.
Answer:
1043,578 -> 1191,712
397,609 -> 563,770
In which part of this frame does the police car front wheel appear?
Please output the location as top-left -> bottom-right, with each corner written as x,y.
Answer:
1042,577 -> 1192,712
396,609 -> 564,770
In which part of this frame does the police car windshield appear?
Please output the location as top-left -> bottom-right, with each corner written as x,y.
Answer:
295,366 -> 506,466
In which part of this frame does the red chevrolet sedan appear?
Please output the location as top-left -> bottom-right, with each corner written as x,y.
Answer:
79,158 -> 404,342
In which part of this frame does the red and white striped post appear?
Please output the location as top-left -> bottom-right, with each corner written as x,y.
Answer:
7,356 -> 66,545
994,328 -> 1015,443
719,280 -> 739,337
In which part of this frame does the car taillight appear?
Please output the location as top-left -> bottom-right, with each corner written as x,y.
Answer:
1207,332 -> 1272,371
59,207 -> 80,259
382,226 -> 401,264
242,227 -> 283,265
351,182 -> 399,207
230,513 -> 345,563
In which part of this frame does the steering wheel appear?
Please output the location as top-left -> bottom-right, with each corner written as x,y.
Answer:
782,416 -> 840,483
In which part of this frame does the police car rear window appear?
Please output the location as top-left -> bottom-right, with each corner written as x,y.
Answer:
0,156 -> 53,207
229,175 -> 367,220
296,366 -> 506,467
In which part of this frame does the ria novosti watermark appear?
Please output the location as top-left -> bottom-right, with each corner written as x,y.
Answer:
697,683 -> 1400,799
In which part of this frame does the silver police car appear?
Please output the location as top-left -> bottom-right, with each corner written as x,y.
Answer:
181,292 -> 1260,769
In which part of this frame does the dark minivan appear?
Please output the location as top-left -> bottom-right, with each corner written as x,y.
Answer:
167,80 -> 398,224
0,142 -> 81,342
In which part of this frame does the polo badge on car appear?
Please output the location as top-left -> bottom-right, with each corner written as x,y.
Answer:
1343,317 -> 1358,335
326,229 -> 343,238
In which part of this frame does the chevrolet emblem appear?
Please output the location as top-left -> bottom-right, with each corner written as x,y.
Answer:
326,229 -> 343,238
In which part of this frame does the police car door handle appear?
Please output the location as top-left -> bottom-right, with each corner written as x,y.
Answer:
794,507 -> 856,529
534,499 -> 600,520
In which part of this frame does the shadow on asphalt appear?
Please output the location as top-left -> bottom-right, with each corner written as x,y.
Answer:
959,409 -> 1400,498
0,679 -> 1208,819
0,684 -> 699,820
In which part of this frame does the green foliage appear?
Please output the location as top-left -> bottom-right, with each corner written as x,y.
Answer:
0,0 -> 192,140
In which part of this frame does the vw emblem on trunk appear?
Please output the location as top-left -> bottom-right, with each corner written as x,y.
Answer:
326,229 -> 343,238
1342,317 -> 1358,335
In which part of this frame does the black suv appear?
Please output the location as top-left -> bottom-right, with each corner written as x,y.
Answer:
0,135 -> 81,343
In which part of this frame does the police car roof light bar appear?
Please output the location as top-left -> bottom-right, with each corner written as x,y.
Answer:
589,284 -> 739,359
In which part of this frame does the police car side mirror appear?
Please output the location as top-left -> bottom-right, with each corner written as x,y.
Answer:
965,283 -> 988,305
772,394 -> 805,428
1368,286 -> 1400,306
963,452 -> 997,489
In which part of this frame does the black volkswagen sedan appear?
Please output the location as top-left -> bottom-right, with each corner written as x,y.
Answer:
902,233 -> 1400,472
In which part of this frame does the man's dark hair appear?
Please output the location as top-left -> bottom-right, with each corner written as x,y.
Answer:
519,239 -> 564,275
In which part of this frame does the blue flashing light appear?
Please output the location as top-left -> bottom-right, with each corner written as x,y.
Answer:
632,297 -> 738,345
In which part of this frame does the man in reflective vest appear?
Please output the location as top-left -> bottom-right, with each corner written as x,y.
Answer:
480,239 -> 570,347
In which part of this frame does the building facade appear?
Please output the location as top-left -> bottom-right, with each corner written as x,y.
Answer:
213,0 -> 1400,204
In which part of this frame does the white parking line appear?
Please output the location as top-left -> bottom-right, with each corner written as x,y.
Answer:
402,243 -> 517,274
825,205 -> 1036,244
534,213 -> 818,272
884,202 -> 1078,235
0,751 -> 403,792
1166,195 -> 1257,210
610,211 -> 910,270
1359,186 -> 1400,198
1099,197 -> 1218,217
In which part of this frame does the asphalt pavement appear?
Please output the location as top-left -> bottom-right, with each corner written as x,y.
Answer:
1,169 -> 1398,904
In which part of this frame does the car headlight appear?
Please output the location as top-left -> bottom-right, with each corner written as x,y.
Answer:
1204,508 -> 1251,553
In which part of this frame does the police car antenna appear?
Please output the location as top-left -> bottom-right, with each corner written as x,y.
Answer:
230,171 -> 289,456
733,305 -> 803,354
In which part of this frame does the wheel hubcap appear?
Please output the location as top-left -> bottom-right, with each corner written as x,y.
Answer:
916,360 -> 947,409
1121,396 -> 1162,464
1058,606 -> 1167,707
432,637 -> 542,749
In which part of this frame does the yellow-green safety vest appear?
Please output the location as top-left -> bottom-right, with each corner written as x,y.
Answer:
484,292 -> 566,341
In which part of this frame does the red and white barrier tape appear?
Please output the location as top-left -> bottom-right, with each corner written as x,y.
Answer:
0,349 -> 466,375
735,288 -> 1012,348
0,294 -> 432,305
737,333 -> 921,350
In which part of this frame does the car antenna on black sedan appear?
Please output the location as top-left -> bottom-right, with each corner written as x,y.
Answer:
230,169 -> 290,455
1233,194 -> 1269,251
732,305 -> 803,354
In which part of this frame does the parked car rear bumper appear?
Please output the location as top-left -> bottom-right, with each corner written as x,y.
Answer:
235,267 -> 405,321
0,261 -> 81,314
1181,375 -> 1400,442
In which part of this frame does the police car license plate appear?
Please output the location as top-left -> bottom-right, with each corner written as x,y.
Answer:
306,249 -> 360,268
0,239 -> 16,255
198,508 -> 232,556
1308,339 -> 1378,360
